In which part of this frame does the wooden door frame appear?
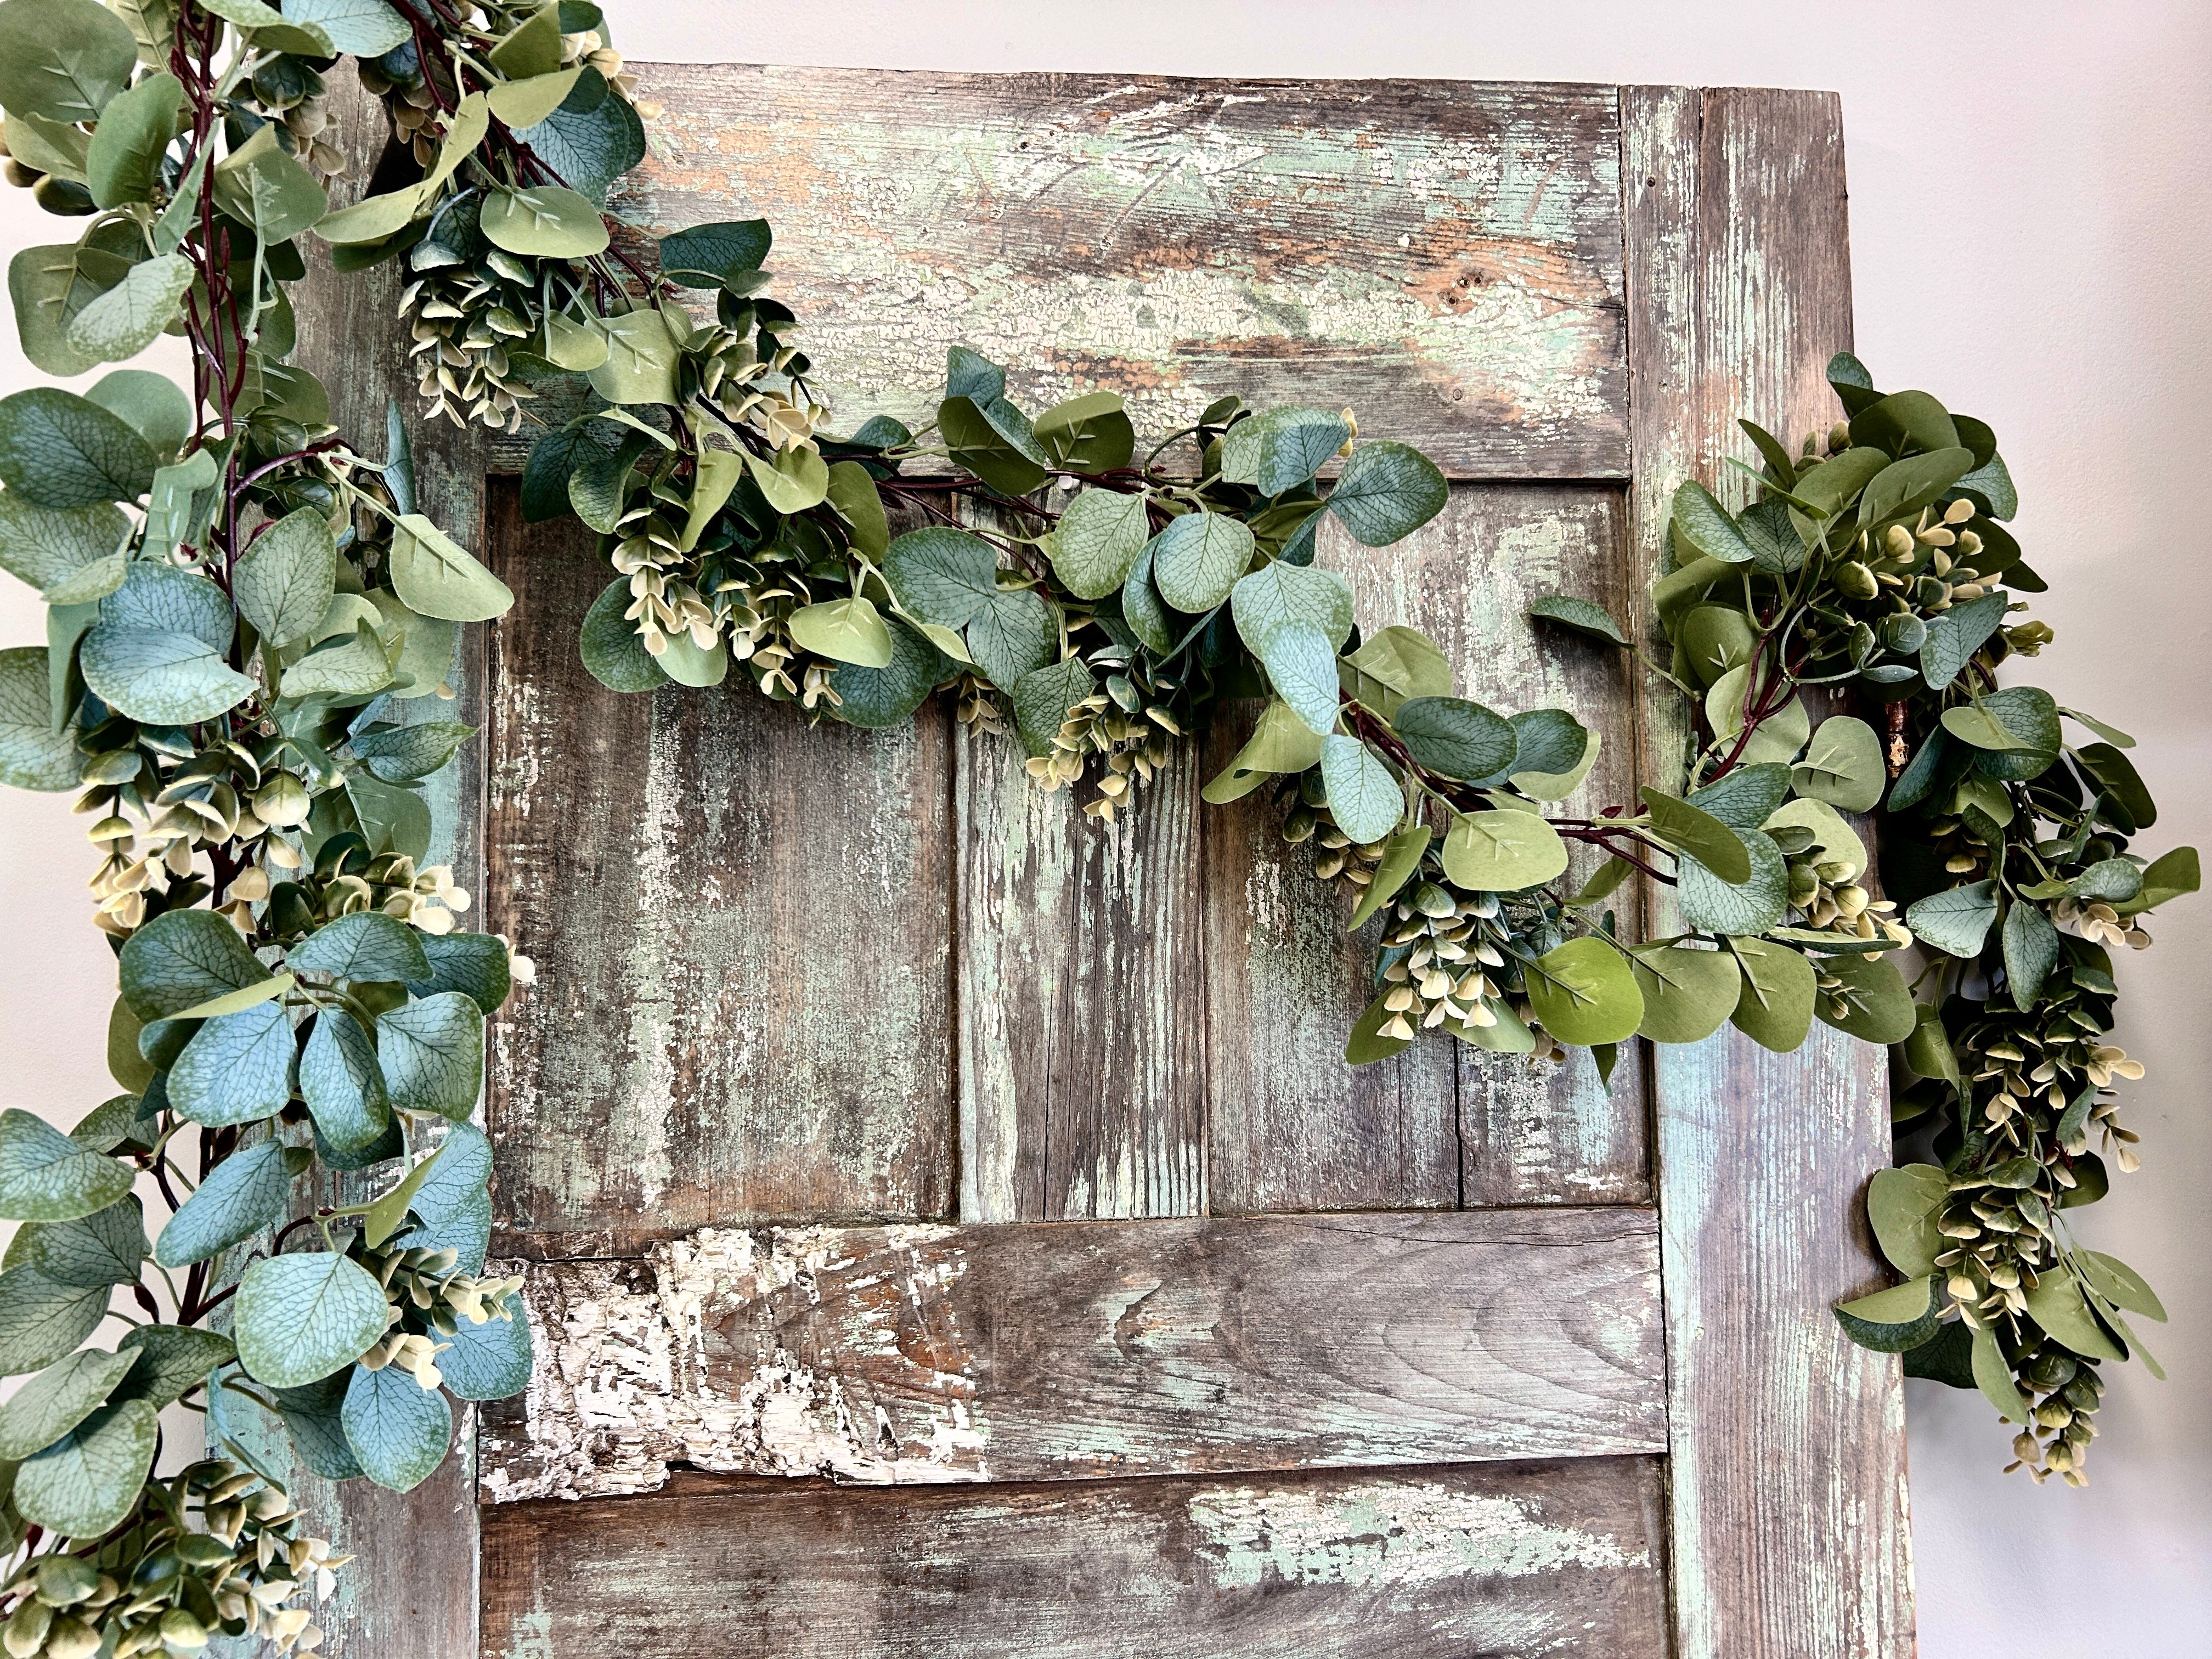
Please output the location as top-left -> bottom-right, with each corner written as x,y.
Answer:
290,70 -> 1911,1659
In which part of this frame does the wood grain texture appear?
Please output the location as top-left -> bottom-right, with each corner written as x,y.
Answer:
478,1210 -> 1664,1500
1622,85 -> 1914,1657
1206,490 -> 1649,1213
477,66 -> 1627,482
481,1459 -> 1669,1659
481,489 -> 956,1244
276,63 -> 483,1659
957,728 -> 1208,1221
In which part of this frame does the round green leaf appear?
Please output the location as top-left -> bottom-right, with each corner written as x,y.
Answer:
1762,796 -> 1866,884
390,512 -> 513,623
1230,558 -> 1355,653
0,1109 -> 134,1223
114,1324 -> 236,1411
743,443 -> 830,514
0,1266 -> 112,1377
578,576 -> 668,693
789,596 -> 894,669
9,1194 -> 144,1287
1639,786 -> 1751,884
1815,951 -> 1916,1045
341,1361 -> 453,1492
1670,481 -> 1754,563
1390,696 -> 1516,784
1509,723 -> 1600,801
481,184 -> 611,257
1727,935 -> 1815,1053
1327,440 -> 1447,546
1527,594 -> 1628,646
883,527 -> 1000,629
0,646 -> 80,789
1200,699 -> 1324,805
1676,828 -> 1788,936
376,991 -> 484,1120
1791,715 -> 1884,812
1627,943 -> 1741,1045
1254,618 -> 1341,737
1904,879 -> 2000,959
117,908 -> 269,1022
64,251 -> 193,365
13,1396 -> 158,1538
1442,810 -> 1568,892
1220,406 -> 1347,495
0,0 -> 136,122
234,506 -> 337,647
1049,487 -> 1151,600
1867,1165 -> 1950,1279
588,309 -> 685,407
828,618 -> 955,730
167,1000 -> 298,1128
153,1138 -> 306,1269
1318,733 -> 1402,845
436,1292 -> 533,1401
964,588 -> 1054,692
1680,604 -> 1757,687
1149,511 -> 1255,613
233,1252 -> 385,1391
0,387 -> 158,507
0,1347 -> 139,1460
1524,936 -> 1644,1047
1343,989 -> 1414,1068
1833,1275 -> 1943,1353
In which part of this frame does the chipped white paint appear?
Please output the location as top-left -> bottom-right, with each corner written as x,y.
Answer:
1186,1478 -> 1645,1590
481,1225 -> 989,1502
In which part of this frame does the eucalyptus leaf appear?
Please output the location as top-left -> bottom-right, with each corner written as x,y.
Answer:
0,387 -> 157,506
65,252 -> 193,365
1390,697 -> 1515,784
118,907 -> 269,1022
1254,618 -> 1341,737
828,618 -> 952,730
153,1138 -> 307,1268
1867,1164 -> 1950,1279
1149,511 -> 1254,614
1639,787 -> 1751,884
1200,699 -> 1323,804
0,0 -> 136,122
1326,441 -> 1447,545
166,999 -> 297,1128
1728,935 -> 1815,1053
0,647 -> 81,789
578,576 -> 667,692
12,1396 -> 157,1538
83,69 -> 180,208
234,506 -> 337,647
1815,952 -> 1916,1045
1528,595 -> 1629,646
1318,734 -> 1401,844
1833,1275 -> 1942,1353
1905,879 -> 2000,959
375,991 -> 483,1119
1523,936 -> 1643,1047
0,1348 -> 139,1462
0,1267 -> 110,1377
1011,656 -> 1096,759
389,513 -> 513,623
0,1109 -> 133,1223
481,184 -> 610,258
789,596 -> 894,669
1791,715 -> 1884,812
883,527 -> 999,629
234,1251 -> 389,1387
1218,405 -> 1347,495
433,1292 -> 533,1400
1441,810 -> 1568,892
1231,558 -> 1354,653
1627,943 -> 1741,1045
341,1361 -> 452,1492
114,1323 -> 232,1410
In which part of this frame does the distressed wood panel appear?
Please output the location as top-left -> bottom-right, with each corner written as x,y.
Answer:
277,62 -> 484,1659
957,728 -> 1207,1221
1206,489 -> 1649,1212
481,1459 -> 1669,1659
478,1210 -> 1664,1501
481,489 -> 956,1244
477,67 -> 1627,481
1622,86 -> 1914,1657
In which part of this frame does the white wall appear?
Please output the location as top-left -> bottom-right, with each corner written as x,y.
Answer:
4,3 -> 2205,1651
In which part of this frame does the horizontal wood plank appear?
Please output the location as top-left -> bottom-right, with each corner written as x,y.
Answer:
481,489 -> 957,1241
484,66 -> 1627,479
481,1459 -> 1669,1659
479,1210 -> 1664,1501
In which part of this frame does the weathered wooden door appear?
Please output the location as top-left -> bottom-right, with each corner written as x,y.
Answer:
295,67 -> 1911,1659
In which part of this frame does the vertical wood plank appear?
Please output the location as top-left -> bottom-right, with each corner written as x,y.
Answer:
957,730 -> 1207,1221
280,62 -> 482,1659
1206,488 -> 1649,1212
481,496 -> 956,1245
1622,84 -> 1914,1657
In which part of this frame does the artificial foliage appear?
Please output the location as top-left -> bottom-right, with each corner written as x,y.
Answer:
0,0 -> 2194,1649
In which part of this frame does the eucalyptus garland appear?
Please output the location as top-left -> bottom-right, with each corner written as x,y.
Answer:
0,1 -> 2194,1650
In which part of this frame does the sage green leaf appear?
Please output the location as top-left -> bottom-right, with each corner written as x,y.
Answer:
1218,406 -> 1347,495
1815,952 -> 1916,1045
1867,1164 -> 1950,1279
1791,715 -> 1884,812
1832,1275 -> 1942,1353
1970,1324 -> 2030,1423
1703,665 -> 1810,765
1639,786 -> 1751,883
657,217 -> 770,287
349,720 -> 471,785
433,1291 -> 532,1400
196,0 -> 331,50
1728,935 -> 1815,1052
0,647 -> 81,789
1737,500 -> 1807,575
1679,603 -> 1757,687
1200,699 -> 1324,805
1687,761 -> 1793,830
822,460 -> 888,558
742,443 -> 829,514
0,1267 -> 110,1376
585,308 -> 682,406
1678,827 -> 1788,935
5,108 -> 89,178
828,618 -> 953,730
0,1348 -> 138,1460
1231,559 -> 1354,654
0,0 -> 136,122
153,1138 -> 306,1268
1442,810 -> 1568,892
9,1195 -> 143,1286
1445,998 -> 1537,1055
944,346 -> 1004,403
2059,706 -> 2135,749
1525,936 -> 1644,1047
211,121 -> 327,243
138,447 -> 217,563
1255,619 -> 1341,736
1118,543 -> 1174,654
281,620 -> 394,700
87,369 -> 189,459
1528,594 -> 1629,646
2080,1251 -> 2166,1323
1047,488 -> 1153,600
2075,741 -> 2155,829
964,589 -> 1054,692
390,512 -> 512,623
1857,447 -> 1974,531
1149,511 -> 1254,613
2001,900 -> 2059,1011
2022,1271 -> 2124,1362
13,1396 -> 157,1538
1319,734 -> 1401,845
1031,390 -> 1133,471
234,1251 -> 388,1387
1905,879 -> 1999,958
375,992 -> 483,1120
8,241 -> 125,376
1011,655 -> 1096,758
341,1361 -> 452,1492
1918,592 -> 2008,688
940,394 -> 1049,496
64,252 -> 192,365
1940,704 -> 2035,752
1348,825 -> 1433,930
1670,481 -> 1754,563
98,556 -> 227,647
883,527 -> 999,628
83,69 -> 179,207
578,576 -> 667,693
1390,696 -> 1515,784
312,182 -> 427,245
404,934 -> 510,1016
486,0 -> 561,74
2114,845 -> 2198,917
1566,855 -> 1634,910
0,1110 -> 132,1223
167,1000 -> 296,1128
390,1121 -> 492,1272
0,387 -> 157,506
481,184 -> 609,257
1343,990 -> 1414,1067
789,596 -> 893,669
1761,796 -> 1865,883
1901,1004 -> 1961,1091
1508,710 -> 1600,798
119,907 -> 269,1022
1327,441 -> 1447,546
283,0 -> 409,53
1627,943 -> 1740,1045
362,1139 -> 447,1249
1966,686 -> 2060,781
233,506 -> 336,647
114,1324 -> 233,1410
291,912 -> 431,984
1338,624 -> 1452,717
1791,445 -> 1887,517
348,768 -> 433,861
